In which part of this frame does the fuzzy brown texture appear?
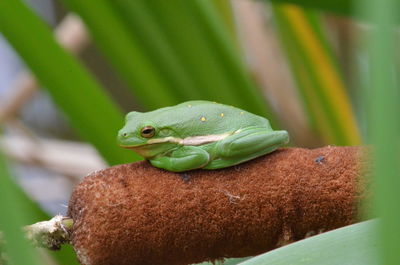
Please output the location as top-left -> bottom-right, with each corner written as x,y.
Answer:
68,146 -> 369,265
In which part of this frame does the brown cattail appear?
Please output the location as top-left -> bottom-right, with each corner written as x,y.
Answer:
67,146 -> 370,265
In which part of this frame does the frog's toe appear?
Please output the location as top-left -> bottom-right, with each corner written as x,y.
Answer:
274,130 -> 290,145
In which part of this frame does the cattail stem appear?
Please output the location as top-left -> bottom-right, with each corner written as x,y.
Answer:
66,146 -> 369,265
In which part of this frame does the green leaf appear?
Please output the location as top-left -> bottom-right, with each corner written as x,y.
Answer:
143,0 -> 241,105
240,220 -> 379,265
211,0 -> 236,39
184,0 -> 271,117
268,0 -> 352,16
127,0 -> 276,122
0,151 -> 42,265
0,149 -> 79,265
359,0 -> 400,264
110,0 -> 203,101
272,4 -> 361,145
0,0 -> 138,165
267,0 -> 400,20
62,0 -> 278,124
60,0 -> 179,109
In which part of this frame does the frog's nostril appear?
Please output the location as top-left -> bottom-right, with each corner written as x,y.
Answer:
119,131 -> 128,138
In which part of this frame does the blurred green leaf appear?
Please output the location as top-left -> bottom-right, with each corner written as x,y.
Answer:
0,147 -> 79,265
240,220 -> 378,265
143,0 -> 241,105
267,0 -> 400,20
212,0 -> 236,39
60,0 -> 180,109
110,0 -> 202,102
62,0 -> 277,124
360,0 -> 400,264
272,4 -> 361,145
0,154 -> 79,265
185,0 -> 272,117
269,0 -> 352,16
0,0 -> 138,165
0,151 -> 44,265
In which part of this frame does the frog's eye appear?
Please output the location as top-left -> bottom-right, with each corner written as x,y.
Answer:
140,126 -> 155,138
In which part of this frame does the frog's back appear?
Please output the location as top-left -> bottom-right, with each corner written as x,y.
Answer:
152,101 -> 271,136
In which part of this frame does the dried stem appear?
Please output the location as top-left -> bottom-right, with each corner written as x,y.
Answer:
24,215 -> 73,250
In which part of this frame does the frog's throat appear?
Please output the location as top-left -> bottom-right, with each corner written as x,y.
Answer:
146,132 -> 233,146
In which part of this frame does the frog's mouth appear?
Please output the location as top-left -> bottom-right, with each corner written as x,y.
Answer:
121,142 -> 178,158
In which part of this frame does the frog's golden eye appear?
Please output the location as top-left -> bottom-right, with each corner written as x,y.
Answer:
140,126 -> 155,138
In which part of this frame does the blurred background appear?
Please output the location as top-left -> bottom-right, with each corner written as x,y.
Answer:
0,0 -> 398,264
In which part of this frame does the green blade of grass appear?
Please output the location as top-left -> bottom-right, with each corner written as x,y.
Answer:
267,0 -> 400,20
143,0 -> 239,104
137,0 -> 278,126
0,0 -> 138,165
186,0 -> 272,117
105,0 -> 248,108
64,0 -> 276,121
109,0 -> 202,101
212,0 -> 236,39
269,0 -> 352,16
359,0 -> 400,264
240,220 -> 379,265
272,4 -> 361,145
60,0 -> 179,109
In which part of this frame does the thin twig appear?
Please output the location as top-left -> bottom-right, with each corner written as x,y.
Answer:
0,135 -> 106,178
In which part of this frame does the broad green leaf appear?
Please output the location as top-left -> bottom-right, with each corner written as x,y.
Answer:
240,220 -> 378,265
0,0 -> 138,165
272,4 -> 361,145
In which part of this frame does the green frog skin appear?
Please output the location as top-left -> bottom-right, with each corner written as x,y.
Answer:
118,100 -> 289,172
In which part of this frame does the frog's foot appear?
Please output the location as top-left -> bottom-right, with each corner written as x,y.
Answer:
205,127 -> 289,169
149,146 -> 210,172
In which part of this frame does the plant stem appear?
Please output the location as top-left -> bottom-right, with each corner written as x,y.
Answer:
24,215 -> 73,251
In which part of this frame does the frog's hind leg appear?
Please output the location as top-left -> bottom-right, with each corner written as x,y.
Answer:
204,127 -> 289,169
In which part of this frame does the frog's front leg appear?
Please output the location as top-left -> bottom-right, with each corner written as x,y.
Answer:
205,127 -> 288,169
149,146 -> 210,172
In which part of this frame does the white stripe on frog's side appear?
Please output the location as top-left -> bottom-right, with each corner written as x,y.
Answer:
147,132 -> 234,146
180,133 -> 232,146
147,136 -> 181,145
